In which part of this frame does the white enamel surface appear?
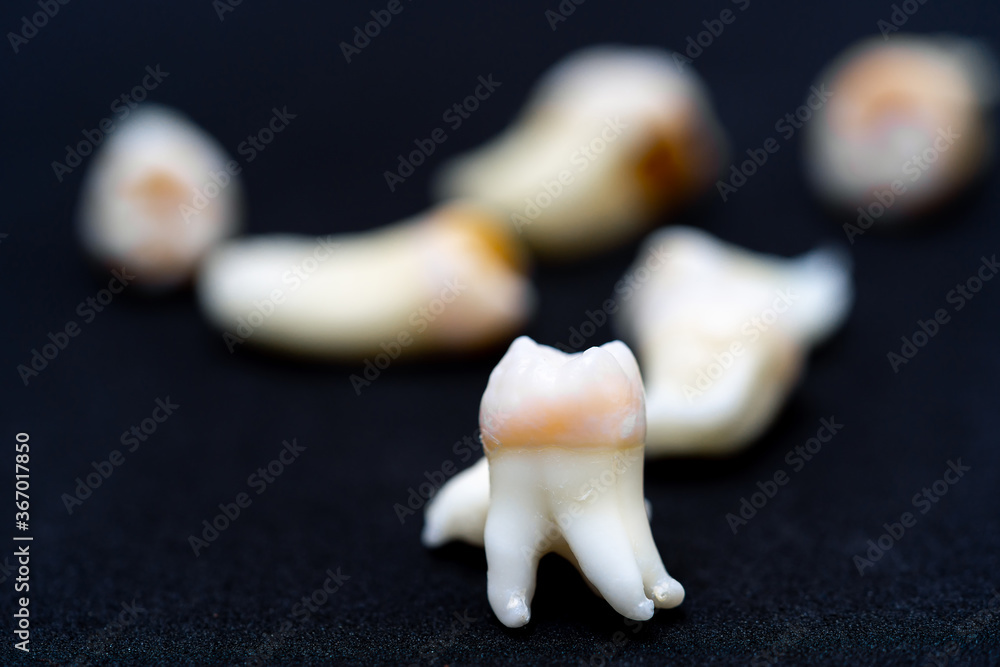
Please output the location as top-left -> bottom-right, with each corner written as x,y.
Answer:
444,336 -> 683,627
196,207 -> 535,358
78,104 -> 242,288
434,45 -> 726,258
617,227 -> 853,456
804,35 -> 996,218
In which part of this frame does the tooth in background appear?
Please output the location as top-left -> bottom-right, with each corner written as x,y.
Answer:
617,227 -> 853,456
434,45 -> 727,259
196,204 -> 535,358
803,34 -> 997,221
77,104 -> 243,289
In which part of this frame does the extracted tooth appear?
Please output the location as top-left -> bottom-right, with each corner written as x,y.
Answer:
77,104 -> 243,289
422,456 -> 489,549
434,45 -> 727,259
804,35 -> 997,221
617,227 -> 853,456
196,203 -> 534,358
475,336 -> 682,627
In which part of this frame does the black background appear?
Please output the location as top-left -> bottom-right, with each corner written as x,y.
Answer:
2,1 -> 1000,665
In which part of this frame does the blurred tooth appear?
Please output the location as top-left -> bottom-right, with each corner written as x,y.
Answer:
434,45 -> 727,259
431,336 -> 682,628
617,227 -> 853,456
77,104 -> 243,289
804,35 -> 997,221
196,204 -> 534,358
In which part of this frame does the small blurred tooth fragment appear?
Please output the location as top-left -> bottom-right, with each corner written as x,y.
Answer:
77,104 -> 243,289
616,227 -> 853,457
804,34 -> 997,221
196,204 -> 535,358
433,45 -> 727,259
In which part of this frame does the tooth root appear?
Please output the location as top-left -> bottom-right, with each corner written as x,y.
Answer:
558,488 -> 653,621
484,493 -> 547,628
422,457 -> 490,548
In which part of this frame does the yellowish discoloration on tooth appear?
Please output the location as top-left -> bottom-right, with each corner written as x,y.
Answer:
434,45 -> 727,259
196,203 -> 535,358
617,227 -> 853,456
78,104 -> 243,289
804,35 -> 997,220
438,336 -> 686,628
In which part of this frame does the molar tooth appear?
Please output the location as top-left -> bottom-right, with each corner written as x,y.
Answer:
617,227 -> 853,456
196,204 -> 534,358
453,337 -> 683,627
434,45 -> 727,259
77,104 -> 243,289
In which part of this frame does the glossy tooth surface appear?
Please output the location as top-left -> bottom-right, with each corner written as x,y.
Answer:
434,45 -> 727,258
617,227 -> 853,456
78,104 -> 243,289
196,204 -> 535,358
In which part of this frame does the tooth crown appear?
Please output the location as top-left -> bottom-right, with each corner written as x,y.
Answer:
479,337 -> 645,454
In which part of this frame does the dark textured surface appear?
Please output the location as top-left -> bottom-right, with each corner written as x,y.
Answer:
2,1 -> 1000,665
